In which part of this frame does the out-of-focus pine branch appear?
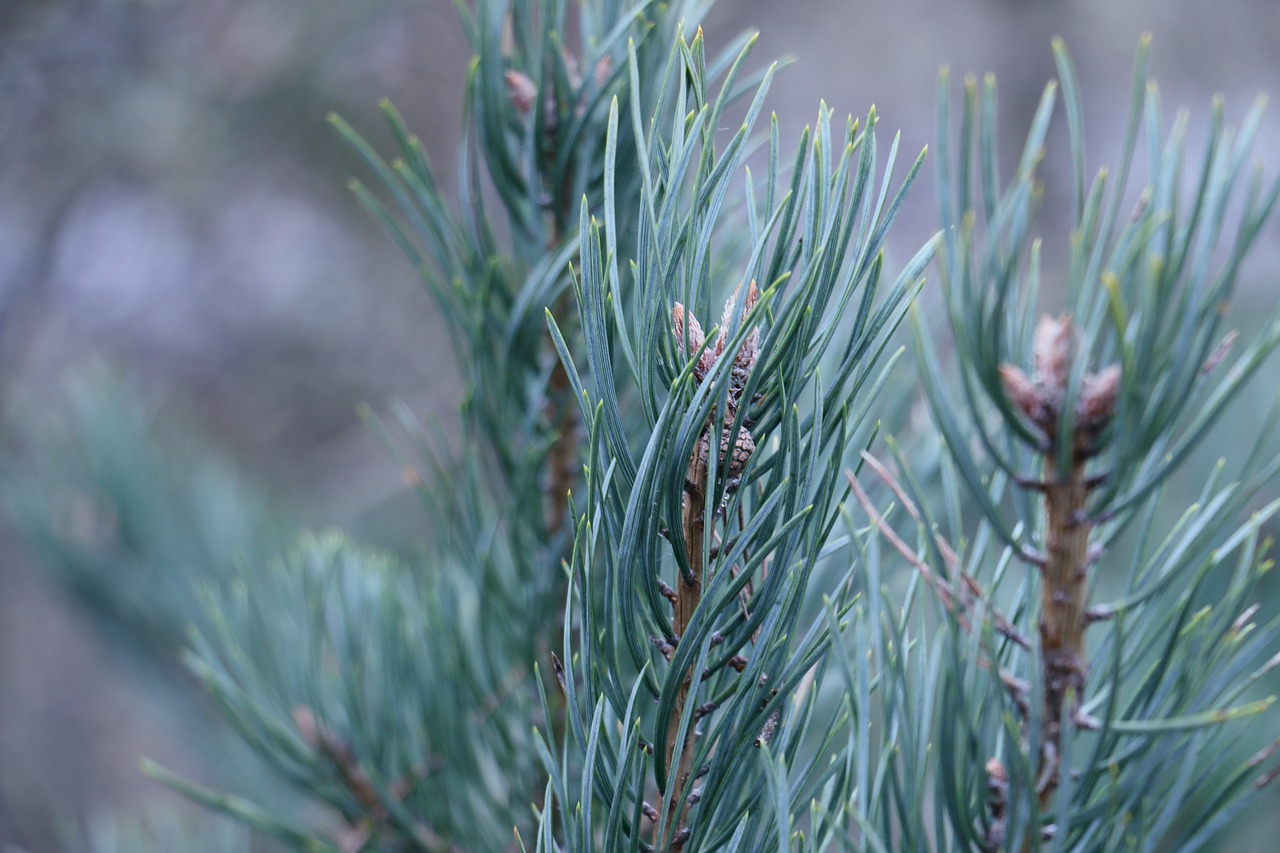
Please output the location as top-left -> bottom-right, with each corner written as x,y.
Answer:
868,35 -> 1280,850
1,369 -> 289,658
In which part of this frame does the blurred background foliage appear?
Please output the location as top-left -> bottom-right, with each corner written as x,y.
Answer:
2,0 -> 1280,850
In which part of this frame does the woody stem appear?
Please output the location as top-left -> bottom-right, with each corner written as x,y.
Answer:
1036,444 -> 1092,812
664,443 -> 707,849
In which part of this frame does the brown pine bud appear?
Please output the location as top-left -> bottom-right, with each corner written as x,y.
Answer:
674,282 -> 762,387
672,303 -> 705,354
724,281 -> 761,374
1033,313 -> 1076,393
1077,364 -> 1121,428
1000,364 -> 1043,424
504,71 -> 537,116
673,302 -> 714,380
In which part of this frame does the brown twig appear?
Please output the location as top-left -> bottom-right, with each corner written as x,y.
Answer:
848,469 -> 1030,714
293,706 -> 454,852
1035,442 -> 1092,807
662,285 -> 760,849
1001,315 -> 1121,820
664,444 -> 707,845
848,461 -> 1028,650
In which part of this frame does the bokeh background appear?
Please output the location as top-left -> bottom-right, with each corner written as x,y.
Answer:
2,0 -> 1279,849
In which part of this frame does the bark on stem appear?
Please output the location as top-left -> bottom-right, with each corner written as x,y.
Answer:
544,354 -> 577,536
662,285 -> 759,849
1002,314 -> 1121,835
665,447 -> 707,849
1037,448 -> 1091,811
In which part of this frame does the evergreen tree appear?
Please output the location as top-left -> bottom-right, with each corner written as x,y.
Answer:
7,3 -> 1280,851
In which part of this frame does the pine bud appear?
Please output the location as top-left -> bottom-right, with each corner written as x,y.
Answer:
1000,364 -> 1042,424
1077,364 -> 1121,428
1033,313 -> 1076,393
672,303 -> 705,357
721,280 -> 761,375
674,282 -> 761,385
505,71 -> 537,116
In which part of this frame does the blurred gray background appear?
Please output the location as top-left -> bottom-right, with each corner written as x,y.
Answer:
2,0 -> 1279,849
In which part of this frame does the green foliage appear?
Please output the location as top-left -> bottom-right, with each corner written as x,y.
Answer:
329,0 -> 739,499
0,370 -> 287,654
4,4 -> 1280,853
60,810 -> 259,853
926,37 -> 1280,542
182,532 -> 527,851
871,36 -> 1280,850
141,2 -> 768,850
538,27 -> 932,850
848,454 -> 1280,850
